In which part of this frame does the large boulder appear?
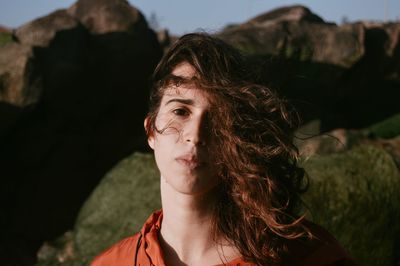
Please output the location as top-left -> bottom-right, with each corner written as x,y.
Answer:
35,152 -> 160,264
14,9 -> 78,48
247,5 -> 324,26
0,43 -> 34,105
220,5 -> 364,68
218,5 -> 400,131
302,145 -> 400,266
0,0 -> 162,264
74,152 -> 160,261
67,0 -> 147,34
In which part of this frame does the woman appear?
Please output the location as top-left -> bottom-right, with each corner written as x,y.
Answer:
92,33 -> 355,266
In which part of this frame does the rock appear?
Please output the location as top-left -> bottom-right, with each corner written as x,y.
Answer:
367,113 -> 400,139
220,6 -> 364,68
36,231 -> 78,264
218,5 -> 400,131
39,147 -> 400,265
294,120 -> 350,157
14,9 -> 78,47
362,136 -> 400,169
35,153 -> 160,265
247,5 -> 324,26
67,0 -> 147,34
0,0 -> 162,263
73,152 -> 160,261
247,5 -> 325,26
294,115 -> 400,172
302,145 -> 400,266
156,28 -> 171,52
0,43 -> 35,105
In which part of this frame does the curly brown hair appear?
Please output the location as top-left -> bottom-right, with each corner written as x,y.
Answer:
145,33 -> 311,265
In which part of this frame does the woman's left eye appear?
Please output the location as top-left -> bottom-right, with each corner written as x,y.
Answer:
172,108 -> 189,117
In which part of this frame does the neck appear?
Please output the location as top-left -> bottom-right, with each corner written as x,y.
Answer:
159,177 -> 234,265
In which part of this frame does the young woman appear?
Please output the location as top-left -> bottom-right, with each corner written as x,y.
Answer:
92,33 -> 355,266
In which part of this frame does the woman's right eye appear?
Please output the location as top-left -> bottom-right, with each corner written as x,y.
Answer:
172,108 -> 189,117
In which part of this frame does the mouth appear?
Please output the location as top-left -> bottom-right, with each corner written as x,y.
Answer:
175,155 -> 205,170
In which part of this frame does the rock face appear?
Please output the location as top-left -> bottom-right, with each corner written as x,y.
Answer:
220,5 -> 364,68
14,9 -> 79,47
219,5 -> 400,131
67,0 -> 147,34
0,43 -> 34,105
247,5 -> 324,26
0,0 -> 162,264
294,113 -> 400,167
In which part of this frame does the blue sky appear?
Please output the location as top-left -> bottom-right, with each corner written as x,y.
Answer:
1,0 -> 399,35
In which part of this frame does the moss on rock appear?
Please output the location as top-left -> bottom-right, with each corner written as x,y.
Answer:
41,146 -> 400,265
367,113 -> 400,139
302,145 -> 400,266
73,152 -> 160,262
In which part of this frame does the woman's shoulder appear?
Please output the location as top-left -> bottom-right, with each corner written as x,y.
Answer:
90,233 -> 141,266
287,220 -> 356,266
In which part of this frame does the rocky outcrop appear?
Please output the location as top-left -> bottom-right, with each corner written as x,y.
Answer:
0,43 -> 34,105
0,0 -> 162,264
294,113 -> 400,169
220,5 -> 364,68
67,0 -> 147,34
14,9 -> 78,47
247,5 -> 324,26
218,5 -> 400,131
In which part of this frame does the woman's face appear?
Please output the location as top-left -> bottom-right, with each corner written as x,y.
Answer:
147,62 -> 219,196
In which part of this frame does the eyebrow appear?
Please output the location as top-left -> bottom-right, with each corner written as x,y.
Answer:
165,98 -> 195,106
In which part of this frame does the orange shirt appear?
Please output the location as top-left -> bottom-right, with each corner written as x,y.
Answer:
91,210 -> 355,266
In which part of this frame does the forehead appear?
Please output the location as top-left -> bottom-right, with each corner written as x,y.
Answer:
159,62 -> 211,106
161,86 -> 210,108
171,62 -> 197,79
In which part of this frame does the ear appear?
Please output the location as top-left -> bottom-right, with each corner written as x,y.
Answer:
144,117 -> 155,150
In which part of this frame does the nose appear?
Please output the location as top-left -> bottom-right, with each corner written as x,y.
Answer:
183,114 -> 208,146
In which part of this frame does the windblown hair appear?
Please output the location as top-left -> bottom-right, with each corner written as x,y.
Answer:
146,33 -> 310,265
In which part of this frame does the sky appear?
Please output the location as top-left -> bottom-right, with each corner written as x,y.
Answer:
0,0 -> 399,35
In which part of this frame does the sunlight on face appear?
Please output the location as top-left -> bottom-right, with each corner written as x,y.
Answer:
147,62 -> 219,196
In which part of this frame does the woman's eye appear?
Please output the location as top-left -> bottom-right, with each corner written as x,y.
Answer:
172,108 -> 189,117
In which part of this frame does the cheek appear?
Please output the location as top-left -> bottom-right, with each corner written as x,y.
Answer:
155,112 -> 185,135
153,135 -> 176,162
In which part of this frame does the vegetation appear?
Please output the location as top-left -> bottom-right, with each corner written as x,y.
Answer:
367,113 -> 400,139
0,32 -> 12,47
301,145 -> 400,266
36,153 -> 161,265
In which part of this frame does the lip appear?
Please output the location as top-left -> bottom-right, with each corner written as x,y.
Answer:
175,154 -> 206,169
